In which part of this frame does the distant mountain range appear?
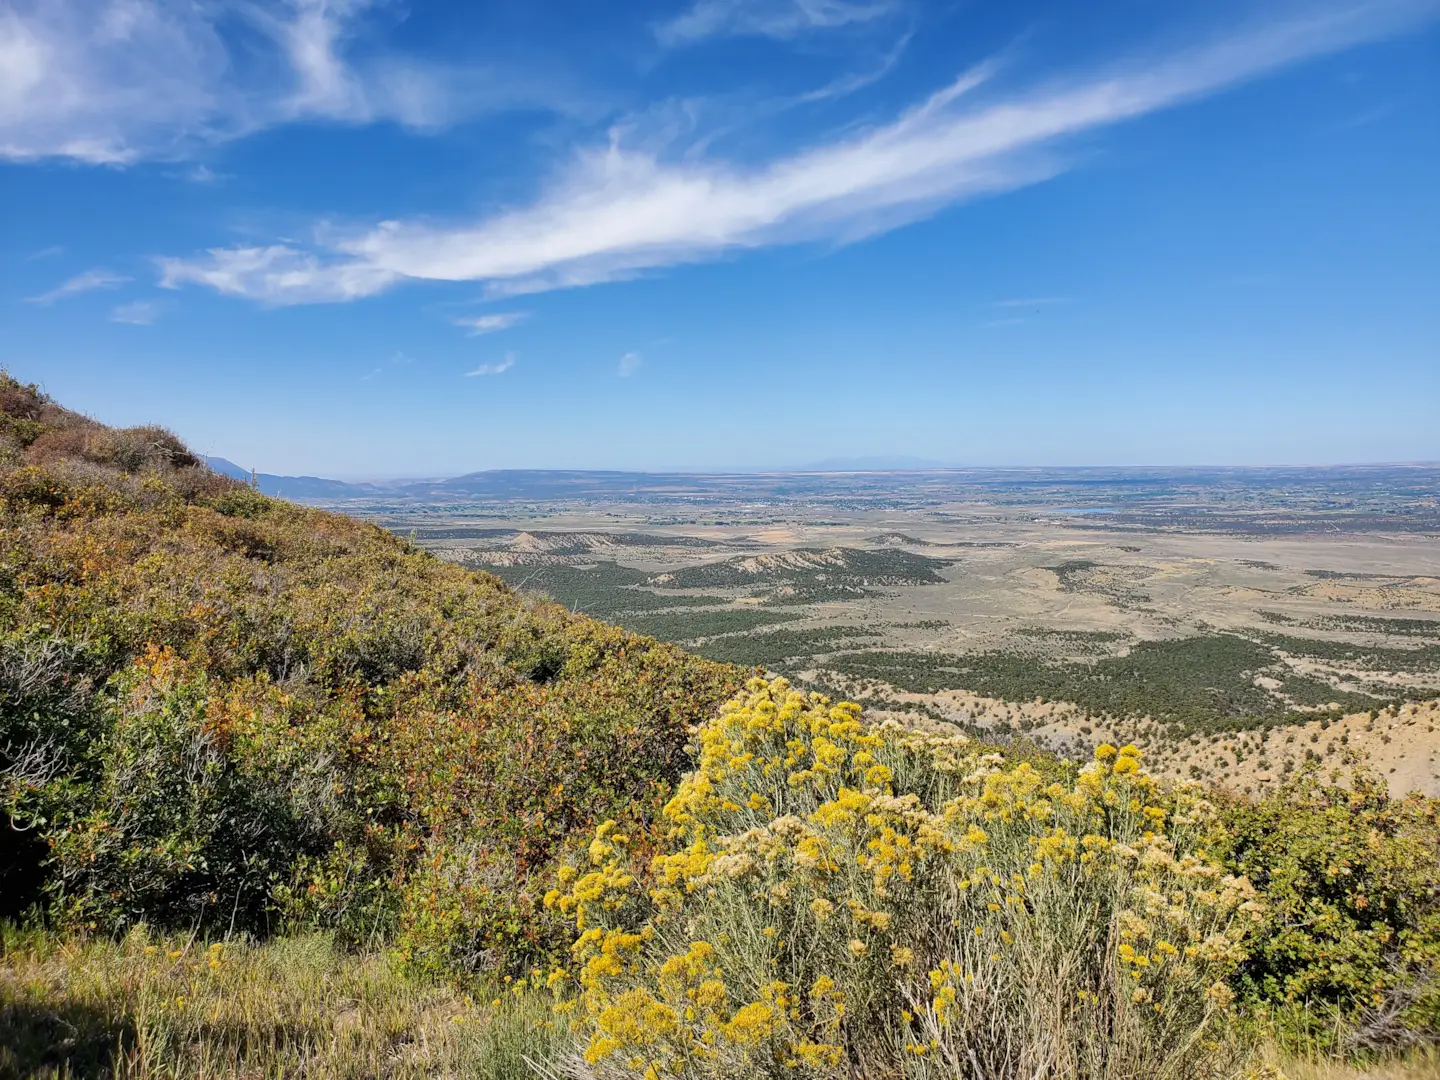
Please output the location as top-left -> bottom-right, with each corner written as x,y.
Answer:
207,455 -> 953,496
204,457 -> 965,503
798,455 -> 954,471
204,457 -> 1440,513
205,457 -> 383,500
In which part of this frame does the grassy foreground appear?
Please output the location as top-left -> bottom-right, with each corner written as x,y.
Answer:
3,928 -> 1432,1080
0,927 -> 566,1080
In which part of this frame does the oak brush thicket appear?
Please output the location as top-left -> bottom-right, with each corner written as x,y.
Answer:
2,371 -> 1438,1078
0,371 -> 742,976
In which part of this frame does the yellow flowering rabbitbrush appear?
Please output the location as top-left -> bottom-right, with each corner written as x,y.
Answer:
548,678 -> 1265,1078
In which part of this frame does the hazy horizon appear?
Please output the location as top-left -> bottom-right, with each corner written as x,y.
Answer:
203,454 -> 1440,487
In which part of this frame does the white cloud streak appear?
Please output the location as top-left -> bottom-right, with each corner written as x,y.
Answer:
464,352 -> 516,376
993,296 -> 1070,308
26,268 -> 130,303
156,244 -> 400,304
791,31 -> 911,105
111,299 -> 160,323
0,0 -> 578,164
618,351 -> 643,377
158,1 -> 1439,306
451,311 -> 530,335
1,0 -> 220,163
656,0 -> 897,47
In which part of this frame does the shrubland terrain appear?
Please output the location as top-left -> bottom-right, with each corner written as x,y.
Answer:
2,372 -> 1437,1079
349,469 -> 1440,797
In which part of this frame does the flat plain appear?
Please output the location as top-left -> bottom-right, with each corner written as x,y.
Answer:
324,465 -> 1440,795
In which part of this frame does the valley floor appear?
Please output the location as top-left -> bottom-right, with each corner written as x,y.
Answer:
360,481 -> 1440,797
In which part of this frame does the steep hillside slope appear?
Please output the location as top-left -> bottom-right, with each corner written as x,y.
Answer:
0,373 -> 743,974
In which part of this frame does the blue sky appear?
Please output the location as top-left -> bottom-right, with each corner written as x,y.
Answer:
3,0 -> 1437,477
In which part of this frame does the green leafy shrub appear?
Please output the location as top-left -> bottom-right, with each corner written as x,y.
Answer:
0,372 -> 744,975
1217,768 -> 1440,1050
40,652 -> 345,932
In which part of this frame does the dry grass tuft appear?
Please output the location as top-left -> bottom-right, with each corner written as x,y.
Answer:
0,926 -> 566,1079
1254,1045 -> 1439,1080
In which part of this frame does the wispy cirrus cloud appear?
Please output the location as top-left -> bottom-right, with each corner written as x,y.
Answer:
111,300 -> 161,324
451,312 -> 530,335
156,2 -> 1440,307
156,244 -> 400,304
464,352 -> 516,377
993,296 -> 1070,308
0,0 -> 582,165
618,351 -> 643,377
26,268 -> 130,304
790,31 -> 912,105
656,0 -> 899,47
181,164 -> 225,184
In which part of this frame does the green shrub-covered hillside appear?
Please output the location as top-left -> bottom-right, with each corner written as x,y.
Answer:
0,373 -> 744,976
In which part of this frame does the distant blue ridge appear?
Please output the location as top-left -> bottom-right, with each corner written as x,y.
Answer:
204,456 -> 379,499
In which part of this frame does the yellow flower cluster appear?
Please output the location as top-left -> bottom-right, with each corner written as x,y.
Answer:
547,678 -> 1262,1078
545,820 -> 639,931
662,679 -> 882,837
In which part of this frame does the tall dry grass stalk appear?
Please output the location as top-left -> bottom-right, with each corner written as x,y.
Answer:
0,925 -> 565,1079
